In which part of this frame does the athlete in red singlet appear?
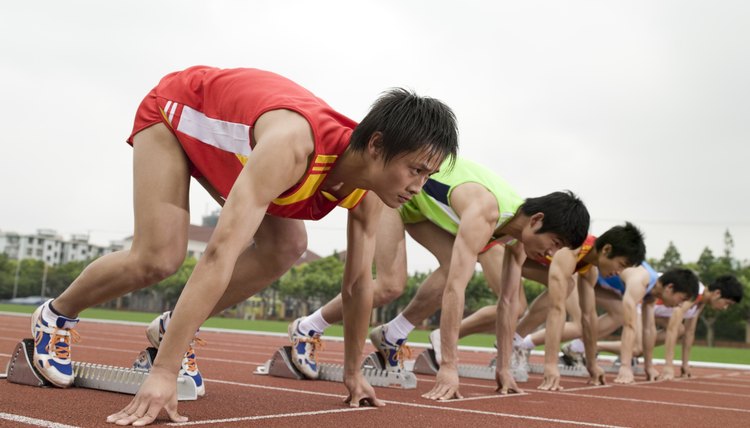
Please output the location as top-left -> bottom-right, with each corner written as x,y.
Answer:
30,66 -> 459,426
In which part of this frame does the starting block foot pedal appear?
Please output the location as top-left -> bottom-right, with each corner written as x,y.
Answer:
413,349 -> 439,375
528,361 -> 589,378
132,347 -> 158,371
362,352 -> 386,370
253,346 -> 305,380
255,346 -> 417,389
5,339 -> 50,387
603,358 -> 645,376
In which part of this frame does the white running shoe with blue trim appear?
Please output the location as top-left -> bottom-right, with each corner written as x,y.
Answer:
288,317 -> 323,379
31,299 -> 80,387
146,311 -> 206,396
369,324 -> 411,372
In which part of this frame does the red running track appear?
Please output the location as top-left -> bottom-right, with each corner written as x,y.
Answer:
1,312 -> 749,427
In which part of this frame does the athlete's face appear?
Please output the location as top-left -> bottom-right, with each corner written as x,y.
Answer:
661,285 -> 689,307
710,296 -> 735,311
521,224 -> 566,261
374,148 -> 442,208
597,254 -> 631,278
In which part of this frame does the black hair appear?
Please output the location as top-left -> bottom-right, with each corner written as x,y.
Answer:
708,274 -> 744,303
595,222 -> 646,266
349,88 -> 458,168
519,190 -> 590,248
660,268 -> 700,299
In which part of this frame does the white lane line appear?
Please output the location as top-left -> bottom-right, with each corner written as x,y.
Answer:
445,393 -> 529,402
559,384 -> 613,392
679,380 -> 750,389
636,385 -> 750,398
167,407 -> 374,426
0,412 -> 78,428
555,391 -> 750,413
207,379 -> 627,427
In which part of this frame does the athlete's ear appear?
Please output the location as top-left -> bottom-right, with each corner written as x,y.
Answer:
529,212 -> 544,231
601,243 -> 612,256
367,132 -> 385,161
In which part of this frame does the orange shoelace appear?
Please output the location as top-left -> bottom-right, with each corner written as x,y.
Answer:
295,335 -> 324,365
395,343 -> 413,369
46,328 -> 81,360
183,337 -> 206,373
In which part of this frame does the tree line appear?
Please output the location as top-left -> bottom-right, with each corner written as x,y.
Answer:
1,230 -> 748,344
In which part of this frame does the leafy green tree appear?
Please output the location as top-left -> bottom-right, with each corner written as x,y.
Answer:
279,255 -> 345,316
154,257 -> 197,311
658,241 -> 683,271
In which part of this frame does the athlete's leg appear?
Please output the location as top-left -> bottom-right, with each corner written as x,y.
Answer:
53,123 -> 191,317
592,287 -> 626,338
453,245 -> 507,338
314,208 -> 408,324
457,305 -> 497,337
209,215 -> 307,314
398,221 -> 455,325
527,281 -> 581,344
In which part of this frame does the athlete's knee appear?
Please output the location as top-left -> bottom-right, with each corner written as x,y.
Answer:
130,251 -> 184,285
273,236 -> 307,264
373,284 -> 404,307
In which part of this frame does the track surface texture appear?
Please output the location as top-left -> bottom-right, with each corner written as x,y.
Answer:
1,313 -> 748,427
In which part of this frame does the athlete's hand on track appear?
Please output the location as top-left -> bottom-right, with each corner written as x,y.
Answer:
614,366 -> 635,384
680,365 -> 692,378
106,367 -> 187,426
645,366 -> 660,381
537,364 -> 563,391
585,364 -> 606,386
495,368 -> 522,395
422,366 -> 463,400
344,372 -> 385,408
661,365 -> 675,381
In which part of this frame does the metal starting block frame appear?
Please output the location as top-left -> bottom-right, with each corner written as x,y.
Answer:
525,356 -> 644,377
602,358 -> 645,376
2,339 -> 197,401
254,346 -> 417,389
527,358 -> 589,378
406,349 -> 528,383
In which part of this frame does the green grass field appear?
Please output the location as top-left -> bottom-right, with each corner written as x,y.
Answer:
2,303 -> 748,365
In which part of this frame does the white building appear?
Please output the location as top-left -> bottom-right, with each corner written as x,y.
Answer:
0,229 -> 123,266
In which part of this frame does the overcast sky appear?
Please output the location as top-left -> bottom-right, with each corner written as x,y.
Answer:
2,1 -> 749,273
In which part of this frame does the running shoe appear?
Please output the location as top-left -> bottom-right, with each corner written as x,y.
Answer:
428,329 -> 442,364
146,311 -> 206,396
369,324 -> 412,372
31,299 -> 80,387
288,317 -> 323,379
561,341 -> 585,367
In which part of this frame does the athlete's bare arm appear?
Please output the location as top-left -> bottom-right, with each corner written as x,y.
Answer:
614,266 -> 649,384
680,305 -> 703,377
496,243 -> 526,394
342,191 -> 385,407
661,300 -> 690,380
424,183 -> 498,401
578,267 -> 605,385
640,300 -> 659,381
538,248 -> 577,391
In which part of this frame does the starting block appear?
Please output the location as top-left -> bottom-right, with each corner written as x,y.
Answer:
254,346 -> 417,389
410,349 -> 529,383
527,356 -> 589,378
3,339 -> 198,401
